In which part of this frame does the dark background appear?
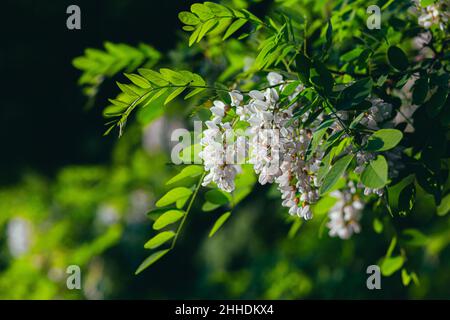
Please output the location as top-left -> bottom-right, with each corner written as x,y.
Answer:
1,0 -> 197,184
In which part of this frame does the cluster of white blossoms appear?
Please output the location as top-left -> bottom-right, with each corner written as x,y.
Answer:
199,100 -> 243,192
413,0 -> 449,30
199,73 -> 405,238
327,182 -> 364,240
200,72 -> 323,219
235,72 -> 323,219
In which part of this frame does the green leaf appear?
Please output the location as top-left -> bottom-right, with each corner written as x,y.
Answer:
176,196 -> 189,209
164,87 -> 186,105
156,187 -> 193,207
306,118 -> 334,160
336,78 -> 373,110
386,236 -> 397,258
166,165 -> 203,185
184,87 -> 206,100
144,231 -> 175,249
205,189 -> 230,205
361,155 -> 388,189
178,11 -> 200,25
223,19 -> 246,40
159,68 -> 188,85
116,82 -> 140,97
402,268 -> 411,286
153,210 -> 185,230
204,2 -> 232,16
146,207 -> 168,221
381,256 -> 404,276
124,73 -> 151,89
138,68 -> 169,86
189,26 -> 202,46
420,0 -> 436,7
319,154 -> 354,195
387,46 -> 409,71
145,87 -> 169,105
373,218 -> 383,234
209,212 -> 231,237
191,3 -> 214,20
202,201 -> 221,212
365,129 -> 403,152
197,19 -> 218,42
135,249 -> 170,275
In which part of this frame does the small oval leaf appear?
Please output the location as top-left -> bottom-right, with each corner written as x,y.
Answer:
135,249 -> 170,275
153,210 -> 185,230
365,129 -> 403,152
381,255 -> 404,276
209,212 -> 231,237
319,154 -> 354,195
156,187 -> 193,207
387,46 -> 409,71
144,231 -> 175,249
361,155 -> 388,189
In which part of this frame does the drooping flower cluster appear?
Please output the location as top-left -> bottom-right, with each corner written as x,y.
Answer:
234,72 -> 323,219
327,183 -> 364,240
199,73 -> 406,238
199,100 -> 242,192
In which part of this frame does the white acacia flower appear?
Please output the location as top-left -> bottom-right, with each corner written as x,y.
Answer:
239,73 -> 323,220
200,100 -> 241,192
327,189 -> 364,239
229,90 -> 243,107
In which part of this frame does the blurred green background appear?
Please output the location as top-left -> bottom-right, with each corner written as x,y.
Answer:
1,0 -> 449,299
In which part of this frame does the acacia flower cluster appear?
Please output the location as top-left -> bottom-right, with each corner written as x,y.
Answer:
199,72 -> 405,238
327,183 -> 364,240
199,100 -> 242,192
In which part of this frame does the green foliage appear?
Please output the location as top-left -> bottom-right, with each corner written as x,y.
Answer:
361,156 -> 388,189
179,2 -> 263,46
153,210 -> 185,230
144,231 -> 176,249
319,154 -> 354,195
135,250 -> 170,275
381,256 -> 405,276
73,42 -> 161,97
365,129 -> 403,152
67,0 -> 450,296
209,211 -> 231,237
387,46 -> 409,71
106,68 -> 207,135
156,187 -> 193,207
